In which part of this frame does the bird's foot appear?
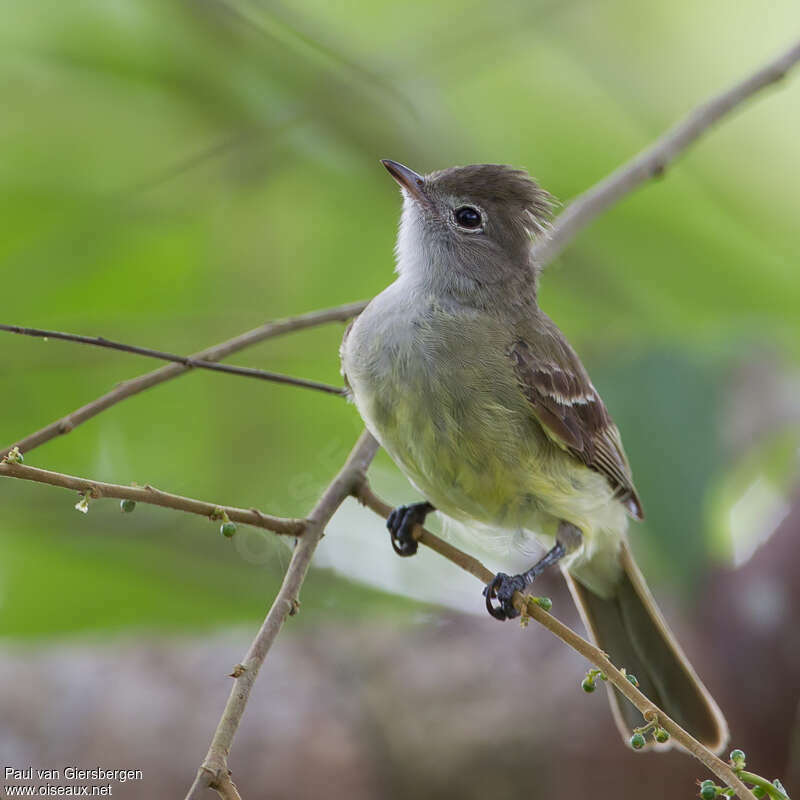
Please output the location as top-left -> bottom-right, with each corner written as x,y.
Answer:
386,501 -> 433,557
483,573 -> 528,621
482,536 -> 573,621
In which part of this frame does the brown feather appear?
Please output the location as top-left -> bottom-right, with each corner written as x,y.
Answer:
509,320 -> 644,520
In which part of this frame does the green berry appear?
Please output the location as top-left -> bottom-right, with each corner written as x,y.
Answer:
626,673 -> 639,687
221,521 -> 237,538
700,784 -> 717,800
700,781 -> 715,789
630,733 -> 645,750
654,728 -> 669,743
120,499 -> 136,513
729,749 -> 745,766
581,677 -> 596,693
535,596 -> 553,611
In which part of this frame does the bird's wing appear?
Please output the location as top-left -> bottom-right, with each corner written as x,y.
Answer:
509,318 -> 643,519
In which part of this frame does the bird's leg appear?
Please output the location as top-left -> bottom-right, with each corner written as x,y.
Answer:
484,521 -> 583,621
386,501 -> 435,557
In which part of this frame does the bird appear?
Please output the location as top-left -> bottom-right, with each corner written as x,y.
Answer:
340,158 -> 728,752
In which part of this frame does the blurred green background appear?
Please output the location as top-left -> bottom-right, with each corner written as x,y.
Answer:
2,0 -> 798,635
1,1 -> 799,796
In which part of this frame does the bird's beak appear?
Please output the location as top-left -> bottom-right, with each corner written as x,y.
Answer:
381,159 -> 430,206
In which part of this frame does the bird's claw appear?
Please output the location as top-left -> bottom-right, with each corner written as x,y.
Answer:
483,573 -> 527,620
387,505 -> 421,557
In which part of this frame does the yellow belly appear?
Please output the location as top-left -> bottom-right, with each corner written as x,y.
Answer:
354,356 -> 615,536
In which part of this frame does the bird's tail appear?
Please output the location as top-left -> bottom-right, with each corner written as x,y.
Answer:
564,541 -> 729,752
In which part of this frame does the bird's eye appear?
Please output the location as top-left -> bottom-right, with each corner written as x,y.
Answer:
454,206 -> 482,229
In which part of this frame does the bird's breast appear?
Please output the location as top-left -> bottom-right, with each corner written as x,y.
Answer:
342,284 -> 548,526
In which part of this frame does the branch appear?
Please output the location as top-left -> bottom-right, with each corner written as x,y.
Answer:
0,324 -> 345,397
185,430 -> 379,800
354,481 -> 758,800
531,37 -> 800,266
0,459 -> 304,537
0,300 -> 366,461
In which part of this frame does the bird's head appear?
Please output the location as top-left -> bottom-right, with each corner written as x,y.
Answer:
381,159 -> 553,304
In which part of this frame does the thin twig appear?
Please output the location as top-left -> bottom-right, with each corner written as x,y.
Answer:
0,300 -> 366,461
0,324 -> 345,395
185,430 -> 379,800
354,481 -> 757,800
354,484 -> 490,582
532,38 -> 800,266
0,461 -> 305,537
